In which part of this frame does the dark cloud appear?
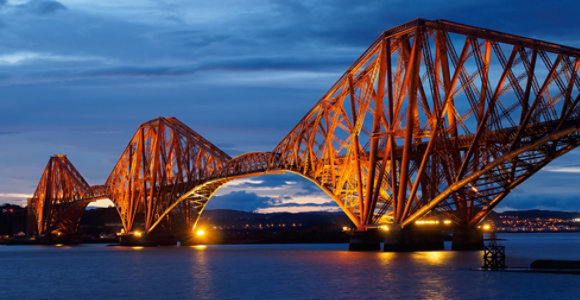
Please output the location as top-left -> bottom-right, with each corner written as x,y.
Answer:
206,191 -> 274,211
263,0 -> 580,50
266,202 -> 336,208
11,0 -> 66,15
206,186 -> 336,212
21,0 -> 66,15
78,55 -> 346,79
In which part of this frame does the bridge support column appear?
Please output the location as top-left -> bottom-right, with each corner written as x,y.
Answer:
384,227 -> 444,252
119,231 -> 177,247
452,228 -> 483,250
349,230 -> 381,251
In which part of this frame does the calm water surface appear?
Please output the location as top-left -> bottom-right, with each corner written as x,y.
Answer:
0,233 -> 579,299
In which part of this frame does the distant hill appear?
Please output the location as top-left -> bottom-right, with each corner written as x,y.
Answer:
490,209 -> 580,220
79,207 -> 580,228
79,208 -> 353,229
199,209 -> 351,227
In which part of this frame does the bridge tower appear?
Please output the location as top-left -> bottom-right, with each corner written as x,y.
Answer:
105,117 -> 231,239
29,155 -> 91,237
270,19 -> 580,250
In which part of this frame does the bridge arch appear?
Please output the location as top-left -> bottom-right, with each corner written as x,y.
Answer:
147,152 -> 366,234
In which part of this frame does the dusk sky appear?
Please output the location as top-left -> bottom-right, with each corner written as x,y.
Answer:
1,0 -> 580,213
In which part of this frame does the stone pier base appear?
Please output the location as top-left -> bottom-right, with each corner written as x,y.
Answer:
119,233 -> 177,247
384,228 -> 444,252
349,230 -> 381,251
452,228 -> 483,250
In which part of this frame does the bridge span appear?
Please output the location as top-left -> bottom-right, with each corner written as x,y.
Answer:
29,19 -> 580,250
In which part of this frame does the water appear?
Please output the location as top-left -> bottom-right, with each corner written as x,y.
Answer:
0,233 -> 579,299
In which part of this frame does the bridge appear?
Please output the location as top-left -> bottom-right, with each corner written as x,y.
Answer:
29,19 -> 580,250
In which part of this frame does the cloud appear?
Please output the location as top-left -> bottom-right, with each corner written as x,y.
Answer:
86,198 -> 114,208
23,0 -> 66,15
206,190 -> 274,211
255,205 -> 340,214
545,166 -> 580,173
221,178 -> 264,187
273,194 -> 334,206
2,0 -> 66,15
0,192 -> 32,206
0,51 -> 105,65
208,174 -> 337,212
0,193 -> 32,198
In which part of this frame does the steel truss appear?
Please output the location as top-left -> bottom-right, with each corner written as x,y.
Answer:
29,19 -> 580,236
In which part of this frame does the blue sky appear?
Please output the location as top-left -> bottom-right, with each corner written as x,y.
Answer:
1,0 -> 580,212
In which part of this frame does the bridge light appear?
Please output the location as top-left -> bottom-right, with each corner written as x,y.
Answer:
379,225 -> 389,231
133,231 -> 143,238
342,226 -> 350,232
482,224 -> 491,231
195,229 -> 206,237
415,220 -> 439,225
443,220 -> 452,225
469,184 -> 479,193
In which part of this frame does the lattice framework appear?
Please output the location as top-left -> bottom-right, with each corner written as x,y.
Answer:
30,19 -> 580,235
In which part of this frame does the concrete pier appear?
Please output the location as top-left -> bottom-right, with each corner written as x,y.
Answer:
348,230 -> 381,251
452,228 -> 483,250
119,233 -> 177,247
383,227 -> 444,252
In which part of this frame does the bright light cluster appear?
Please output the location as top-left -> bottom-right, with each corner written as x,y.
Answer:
379,225 -> 389,231
415,220 -> 439,225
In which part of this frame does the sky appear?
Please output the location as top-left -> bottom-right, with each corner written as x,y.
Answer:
1,0 -> 580,213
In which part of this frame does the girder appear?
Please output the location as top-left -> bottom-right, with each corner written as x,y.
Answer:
30,19 -> 580,237
105,117 -> 231,233
29,155 -> 91,236
262,19 -> 580,230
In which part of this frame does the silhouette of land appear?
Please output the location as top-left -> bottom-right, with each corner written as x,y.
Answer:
1,204 -> 579,244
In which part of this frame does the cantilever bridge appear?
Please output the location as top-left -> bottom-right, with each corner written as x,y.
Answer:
30,19 -> 580,241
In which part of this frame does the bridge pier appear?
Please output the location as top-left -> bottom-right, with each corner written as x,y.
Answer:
348,230 -> 381,251
119,232 -> 178,247
384,227 -> 444,252
452,228 -> 484,250
35,233 -> 81,245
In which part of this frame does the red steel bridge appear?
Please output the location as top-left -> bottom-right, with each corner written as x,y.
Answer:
30,19 -> 580,244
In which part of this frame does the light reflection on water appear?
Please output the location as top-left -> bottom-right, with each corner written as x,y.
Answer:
190,245 -> 214,300
411,251 -> 453,265
0,233 -> 578,299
